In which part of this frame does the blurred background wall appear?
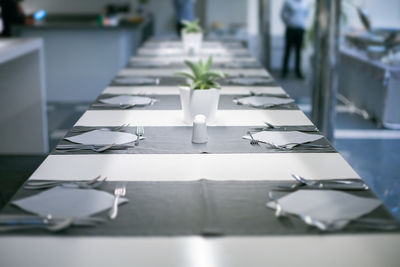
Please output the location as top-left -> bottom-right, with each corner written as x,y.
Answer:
20,0 -> 400,72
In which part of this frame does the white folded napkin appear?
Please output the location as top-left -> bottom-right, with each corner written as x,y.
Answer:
266,190 -> 381,228
99,95 -> 156,106
243,131 -> 323,148
114,77 -> 157,85
223,62 -> 260,68
13,187 -> 128,218
234,96 -> 294,108
250,89 -> 289,97
65,129 -> 137,145
229,77 -> 273,85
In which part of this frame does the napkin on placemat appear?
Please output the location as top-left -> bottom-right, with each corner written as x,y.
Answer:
266,190 -> 381,228
222,62 -> 261,68
65,130 -> 137,145
234,96 -> 294,108
229,77 -> 273,85
243,131 -> 323,148
130,62 -> 170,68
99,95 -> 157,106
12,187 -> 128,218
250,89 -> 289,97
113,77 -> 157,85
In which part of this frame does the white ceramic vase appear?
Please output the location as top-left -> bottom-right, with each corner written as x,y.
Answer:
179,86 -> 220,124
181,31 -> 203,55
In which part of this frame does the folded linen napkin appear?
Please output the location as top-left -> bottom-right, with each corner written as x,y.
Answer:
229,77 -> 273,85
13,186 -> 128,218
266,190 -> 381,229
113,77 -> 157,85
243,131 -> 324,148
234,96 -> 294,108
99,95 -> 157,106
65,129 -> 137,146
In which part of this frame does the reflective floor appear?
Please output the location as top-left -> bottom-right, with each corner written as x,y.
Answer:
277,72 -> 400,220
0,73 -> 399,220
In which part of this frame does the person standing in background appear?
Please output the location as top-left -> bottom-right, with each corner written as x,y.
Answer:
172,0 -> 196,36
280,0 -> 310,79
0,0 -> 32,37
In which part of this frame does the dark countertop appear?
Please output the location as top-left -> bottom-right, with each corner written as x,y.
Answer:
12,14 -> 152,31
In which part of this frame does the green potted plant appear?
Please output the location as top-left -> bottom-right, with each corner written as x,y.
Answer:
175,57 -> 225,123
181,19 -> 203,55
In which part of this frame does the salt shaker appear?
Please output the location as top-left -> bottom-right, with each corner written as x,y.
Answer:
192,114 -> 208,144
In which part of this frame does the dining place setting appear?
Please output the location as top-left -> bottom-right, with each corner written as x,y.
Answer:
1,34 -> 399,267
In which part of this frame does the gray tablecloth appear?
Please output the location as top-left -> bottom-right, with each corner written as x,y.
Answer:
53,126 -> 335,155
90,94 -> 298,111
1,180 -> 396,236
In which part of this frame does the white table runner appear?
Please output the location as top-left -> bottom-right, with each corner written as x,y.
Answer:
102,86 -> 285,96
29,153 -> 359,181
75,110 -> 313,127
118,68 -> 270,77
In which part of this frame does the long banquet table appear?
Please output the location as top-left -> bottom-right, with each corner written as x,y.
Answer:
0,39 -> 399,267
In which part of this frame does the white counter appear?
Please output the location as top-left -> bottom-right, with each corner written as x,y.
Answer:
0,38 -> 48,154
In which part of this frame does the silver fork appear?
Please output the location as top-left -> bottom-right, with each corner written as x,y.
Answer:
264,121 -> 276,129
109,184 -> 127,220
57,143 -> 117,153
135,126 -> 144,146
247,132 -> 260,146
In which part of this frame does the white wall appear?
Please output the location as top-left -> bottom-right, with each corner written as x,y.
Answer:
205,0 -> 246,29
343,0 -> 400,29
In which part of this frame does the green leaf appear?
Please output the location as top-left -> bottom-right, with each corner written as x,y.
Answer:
190,80 -> 202,90
184,60 -> 202,79
182,19 -> 203,33
205,56 -> 212,72
179,56 -> 224,90
174,72 -> 195,81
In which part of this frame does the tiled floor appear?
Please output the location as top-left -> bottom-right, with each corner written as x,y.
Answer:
0,74 -> 399,220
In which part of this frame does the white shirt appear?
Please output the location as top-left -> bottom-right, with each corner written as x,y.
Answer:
281,0 -> 310,29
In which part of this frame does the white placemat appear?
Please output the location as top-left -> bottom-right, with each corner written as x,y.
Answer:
75,110 -> 314,127
28,153 -> 360,182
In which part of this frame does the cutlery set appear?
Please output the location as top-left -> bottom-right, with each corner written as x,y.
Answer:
2,181 -> 127,232
24,175 -> 107,190
267,175 -> 400,231
56,125 -> 145,153
276,174 -> 369,191
0,215 -> 106,232
246,121 -> 328,151
70,124 -> 130,133
56,143 -> 135,153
